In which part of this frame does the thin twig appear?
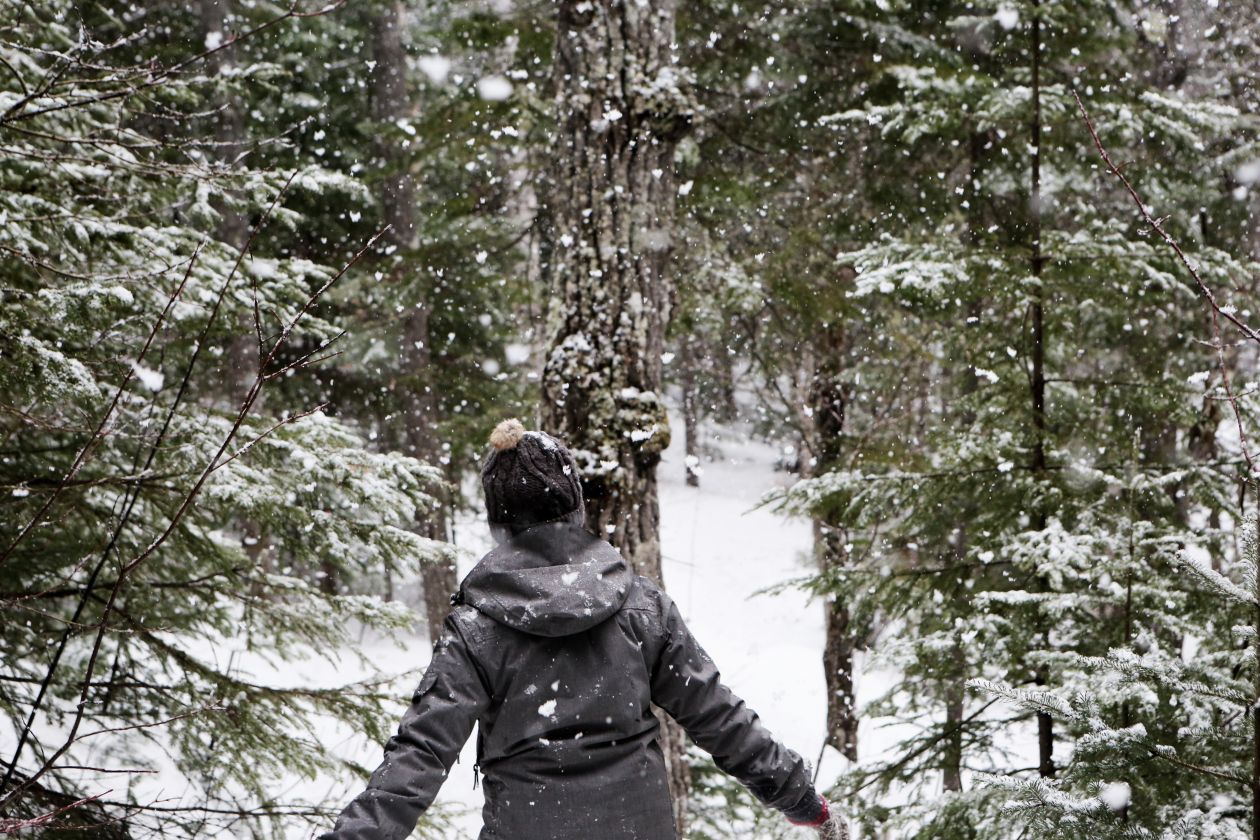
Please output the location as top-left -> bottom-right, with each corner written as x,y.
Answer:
0,1 -> 348,127
0,248 -> 197,568
1072,89 -> 1257,474
210,402 -> 330,473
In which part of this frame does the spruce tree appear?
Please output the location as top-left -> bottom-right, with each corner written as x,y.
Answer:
769,0 -> 1258,835
0,3 -> 455,835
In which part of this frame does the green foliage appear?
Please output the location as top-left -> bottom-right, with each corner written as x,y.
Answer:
678,0 -> 1260,836
0,2 -> 471,836
686,750 -> 798,840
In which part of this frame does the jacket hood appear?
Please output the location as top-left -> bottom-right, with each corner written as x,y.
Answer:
461,518 -> 632,637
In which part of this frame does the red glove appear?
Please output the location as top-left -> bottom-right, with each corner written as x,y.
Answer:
789,796 -> 849,839
787,794 -> 830,827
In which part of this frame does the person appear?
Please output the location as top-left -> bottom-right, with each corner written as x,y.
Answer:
320,419 -> 848,840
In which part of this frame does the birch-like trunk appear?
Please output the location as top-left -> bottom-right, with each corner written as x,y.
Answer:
539,0 -> 694,828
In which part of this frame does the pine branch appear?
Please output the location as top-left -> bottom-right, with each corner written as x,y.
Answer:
0,1 -> 349,128
1072,89 -> 1258,476
1179,552 -> 1259,606
1,228 -> 385,811
0,248 -> 197,569
0,226 -> 387,812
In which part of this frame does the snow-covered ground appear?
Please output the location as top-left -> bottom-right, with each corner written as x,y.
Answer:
13,410 -> 919,838
61,406 -> 919,837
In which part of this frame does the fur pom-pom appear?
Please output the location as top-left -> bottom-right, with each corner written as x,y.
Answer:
489,418 -> 526,451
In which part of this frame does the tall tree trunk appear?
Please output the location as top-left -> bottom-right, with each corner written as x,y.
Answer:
810,321 -> 858,762
200,0 -> 252,398
539,0 -> 694,829
1253,562 -> 1260,840
370,1 -> 455,641
1029,0 -> 1055,780
200,0 -> 276,591
680,334 -> 701,487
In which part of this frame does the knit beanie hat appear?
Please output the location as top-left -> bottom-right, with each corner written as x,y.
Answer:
481,419 -> 584,530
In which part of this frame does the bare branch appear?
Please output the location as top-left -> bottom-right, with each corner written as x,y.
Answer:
0,246 -> 199,569
1072,89 -> 1257,476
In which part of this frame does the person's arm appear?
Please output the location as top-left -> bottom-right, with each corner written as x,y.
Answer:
646,589 -> 837,829
319,609 -> 491,840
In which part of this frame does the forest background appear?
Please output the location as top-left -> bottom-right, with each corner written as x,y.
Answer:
2,0 -> 1260,838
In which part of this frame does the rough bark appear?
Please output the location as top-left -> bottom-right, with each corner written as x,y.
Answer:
370,1 -> 455,640
809,320 -> 859,762
539,0 -> 695,828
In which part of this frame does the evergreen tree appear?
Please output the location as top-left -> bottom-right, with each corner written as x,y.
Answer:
0,3 -> 455,835
769,0 -> 1259,835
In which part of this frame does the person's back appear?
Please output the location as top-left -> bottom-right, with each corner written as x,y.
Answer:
321,420 -> 847,840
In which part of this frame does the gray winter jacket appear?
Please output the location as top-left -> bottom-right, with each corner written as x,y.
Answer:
321,518 -> 823,840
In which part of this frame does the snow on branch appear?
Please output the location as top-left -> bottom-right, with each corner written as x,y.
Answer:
1073,90 -> 1259,476
1177,551 -> 1257,607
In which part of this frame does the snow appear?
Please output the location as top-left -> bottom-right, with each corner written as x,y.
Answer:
504,343 -> 531,365
994,6 -> 1019,29
1098,781 -> 1131,812
476,76 -> 513,101
130,361 -> 164,392
419,55 -> 452,84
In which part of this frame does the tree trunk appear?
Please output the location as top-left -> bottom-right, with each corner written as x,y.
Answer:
1253,566 -> 1260,840
810,320 -> 859,762
370,1 -> 455,641
200,0 -> 252,399
1029,0 -> 1055,780
939,130 -> 991,795
199,0 -> 278,594
819,526 -> 858,762
539,0 -> 694,829
680,335 -> 701,487
942,641 -> 965,792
